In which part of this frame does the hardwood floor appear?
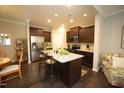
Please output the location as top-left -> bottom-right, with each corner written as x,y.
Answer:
2,61 -> 117,88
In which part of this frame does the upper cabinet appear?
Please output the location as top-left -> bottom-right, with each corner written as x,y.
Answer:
43,31 -> 51,42
30,27 -> 38,36
70,26 -> 81,37
30,27 -> 43,36
79,26 -> 94,43
67,26 -> 82,43
86,26 -> 94,43
30,27 -> 51,42
78,28 -> 86,43
66,25 -> 94,43
67,31 -> 71,43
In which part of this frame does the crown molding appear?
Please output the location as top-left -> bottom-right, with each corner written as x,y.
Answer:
30,24 -> 51,32
0,18 -> 25,25
30,24 -> 43,29
94,5 -> 124,18
105,8 -> 124,17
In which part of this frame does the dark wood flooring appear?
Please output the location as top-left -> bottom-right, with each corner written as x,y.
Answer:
2,61 -> 117,88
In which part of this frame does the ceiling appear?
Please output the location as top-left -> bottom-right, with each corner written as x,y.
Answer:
0,5 -> 96,28
94,5 -> 124,17
0,5 -> 124,29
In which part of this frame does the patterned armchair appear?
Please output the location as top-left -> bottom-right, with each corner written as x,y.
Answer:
101,53 -> 124,87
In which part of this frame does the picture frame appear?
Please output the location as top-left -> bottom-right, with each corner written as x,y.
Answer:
121,26 -> 124,48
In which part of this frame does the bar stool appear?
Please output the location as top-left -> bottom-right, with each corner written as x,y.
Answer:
45,56 -> 57,87
45,56 -> 57,77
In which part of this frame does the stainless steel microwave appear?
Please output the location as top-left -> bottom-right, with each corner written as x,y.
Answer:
70,35 -> 78,42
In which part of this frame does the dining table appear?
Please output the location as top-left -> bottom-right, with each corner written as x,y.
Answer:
0,58 -> 11,87
0,58 -> 11,69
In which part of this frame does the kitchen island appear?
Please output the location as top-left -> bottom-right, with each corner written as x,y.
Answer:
48,53 -> 83,87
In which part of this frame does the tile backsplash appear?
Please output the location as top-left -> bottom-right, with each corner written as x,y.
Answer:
67,43 -> 94,52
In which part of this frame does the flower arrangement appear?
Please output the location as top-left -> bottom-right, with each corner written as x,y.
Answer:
41,42 -> 50,50
15,38 -> 26,61
16,38 -> 25,52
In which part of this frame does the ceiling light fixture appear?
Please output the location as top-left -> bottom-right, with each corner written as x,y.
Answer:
67,5 -> 71,7
54,14 -> 58,17
83,14 -> 87,17
48,19 -> 51,23
0,34 -> 4,36
70,19 -> 74,23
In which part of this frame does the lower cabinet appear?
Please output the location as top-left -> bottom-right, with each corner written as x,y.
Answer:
75,50 -> 93,68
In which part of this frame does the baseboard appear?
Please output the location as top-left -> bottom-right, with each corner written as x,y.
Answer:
92,67 -> 100,72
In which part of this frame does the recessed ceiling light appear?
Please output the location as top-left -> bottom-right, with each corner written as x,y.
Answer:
61,24 -> 64,26
48,19 -> 51,23
67,5 -> 71,7
54,14 -> 58,17
0,34 -> 4,36
70,19 -> 74,23
83,14 -> 87,17
4,34 -> 8,36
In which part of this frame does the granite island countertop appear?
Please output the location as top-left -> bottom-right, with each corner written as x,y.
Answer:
48,53 -> 84,63
76,49 -> 94,53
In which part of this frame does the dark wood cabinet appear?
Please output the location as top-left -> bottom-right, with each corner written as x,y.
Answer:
79,25 -> 94,43
66,26 -> 82,43
38,29 -> 43,36
30,27 -> 51,62
57,58 -> 82,87
75,50 -> 93,68
66,26 -> 94,43
30,27 -> 38,36
67,31 -> 71,43
30,27 -> 51,42
85,26 -> 94,43
70,26 -> 81,37
43,31 -> 51,42
79,28 -> 87,43
30,27 -> 43,36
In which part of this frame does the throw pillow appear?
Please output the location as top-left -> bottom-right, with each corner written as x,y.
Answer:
112,56 -> 124,68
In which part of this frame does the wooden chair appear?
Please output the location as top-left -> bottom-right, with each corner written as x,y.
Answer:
0,50 -> 7,58
0,51 -> 23,87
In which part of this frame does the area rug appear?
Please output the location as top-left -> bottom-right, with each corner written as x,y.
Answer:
81,69 -> 88,77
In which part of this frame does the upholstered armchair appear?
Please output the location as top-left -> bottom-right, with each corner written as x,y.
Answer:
101,53 -> 124,87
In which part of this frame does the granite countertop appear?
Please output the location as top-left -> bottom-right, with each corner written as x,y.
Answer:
48,53 -> 84,63
76,49 -> 94,53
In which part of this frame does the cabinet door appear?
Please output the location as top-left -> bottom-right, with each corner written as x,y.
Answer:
86,26 -> 94,43
71,27 -> 79,36
75,50 -> 93,68
70,26 -> 81,37
38,29 -> 43,37
67,31 -> 70,43
79,28 -> 86,43
84,52 -> 93,68
43,31 -> 51,42
30,27 -> 38,36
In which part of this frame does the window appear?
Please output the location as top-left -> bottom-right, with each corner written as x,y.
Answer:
0,33 -> 11,45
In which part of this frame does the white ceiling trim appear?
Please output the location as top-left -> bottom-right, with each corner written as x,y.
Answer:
30,24 -> 51,31
104,8 -> 124,17
30,24 -> 44,29
93,5 -> 124,17
93,5 -> 105,17
0,18 -> 51,31
0,18 -> 25,25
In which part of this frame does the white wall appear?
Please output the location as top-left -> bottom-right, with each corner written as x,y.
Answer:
93,11 -> 124,72
93,14 -> 104,72
52,25 -> 67,50
0,19 -> 26,60
102,11 -> 124,54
